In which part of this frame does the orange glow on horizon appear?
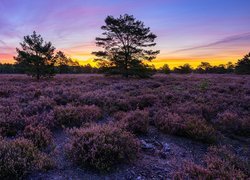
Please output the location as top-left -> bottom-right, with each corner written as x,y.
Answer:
0,55 -> 242,69
0,52 -> 244,69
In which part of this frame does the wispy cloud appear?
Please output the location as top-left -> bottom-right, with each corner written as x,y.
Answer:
171,32 -> 250,53
0,40 -> 6,45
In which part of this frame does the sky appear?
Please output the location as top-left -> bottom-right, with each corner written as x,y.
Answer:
0,0 -> 250,68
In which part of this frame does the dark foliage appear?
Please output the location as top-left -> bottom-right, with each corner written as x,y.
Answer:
92,14 -> 159,77
159,64 -> 171,74
173,64 -> 193,74
15,31 -> 56,80
235,52 -> 250,74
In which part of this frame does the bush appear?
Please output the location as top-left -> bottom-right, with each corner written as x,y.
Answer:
23,125 -> 53,148
0,138 -> 54,179
154,111 -> 217,143
0,107 -> 24,137
215,111 -> 250,136
66,124 -> 140,172
154,111 -> 184,134
54,105 -> 102,128
129,94 -> 157,110
175,146 -> 249,179
22,96 -> 56,116
115,110 -> 149,134
184,115 -> 217,143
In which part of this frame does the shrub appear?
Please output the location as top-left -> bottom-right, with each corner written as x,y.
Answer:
22,96 -> 56,116
0,107 -> 24,137
154,111 -> 184,134
175,146 -> 249,179
184,115 -> 217,143
0,138 -> 54,179
115,110 -> 149,134
215,111 -> 250,136
154,111 -> 217,143
66,124 -> 140,172
23,125 -> 53,148
174,162 -> 212,179
54,105 -> 102,128
129,94 -> 157,110
24,112 -> 56,130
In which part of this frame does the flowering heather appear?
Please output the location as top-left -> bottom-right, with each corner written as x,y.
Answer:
66,123 -> 140,172
114,109 -> 149,134
23,124 -> 53,148
0,138 -> 54,179
54,104 -> 102,128
0,74 -> 249,178
175,146 -> 249,179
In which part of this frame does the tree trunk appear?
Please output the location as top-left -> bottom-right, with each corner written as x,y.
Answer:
36,73 -> 40,81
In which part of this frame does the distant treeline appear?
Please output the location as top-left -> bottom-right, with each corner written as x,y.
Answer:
158,55 -> 250,74
0,63 -> 99,74
1,58 -> 249,75
159,62 -> 235,74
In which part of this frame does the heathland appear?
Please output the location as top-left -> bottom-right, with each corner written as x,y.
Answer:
0,74 -> 249,179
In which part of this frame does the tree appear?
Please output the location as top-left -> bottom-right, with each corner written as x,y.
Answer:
226,62 -> 234,73
160,64 -> 171,74
235,53 -> 250,74
92,14 -> 160,77
15,31 -> 56,80
54,51 -> 71,73
196,62 -> 212,73
173,63 -> 193,74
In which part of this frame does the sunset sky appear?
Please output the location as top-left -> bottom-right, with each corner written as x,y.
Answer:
0,0 -> 250,68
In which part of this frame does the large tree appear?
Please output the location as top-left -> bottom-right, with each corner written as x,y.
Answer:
15,31 -> 56,80
92,14 -> 159,77
235,53 -> 250,74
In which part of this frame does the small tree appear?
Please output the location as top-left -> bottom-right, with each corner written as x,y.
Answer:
225,62 -> 234,73
196,62 -> 212,73
92,14 -> 159,77
160,64 -> 171,74
54,51 -> 70,73
235,53 -> 250,74
174,64 -> 193,74
15,31 -> 56,80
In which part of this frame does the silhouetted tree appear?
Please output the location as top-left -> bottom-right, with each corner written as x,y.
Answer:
15,31 -> 56,80
235,53 -> 250,74
174,63 -> 192,74
92,14 -> 159,78
160,64 -> 171,74
54,51 -> 71,73
226,62 -> 234,73
196,62 -> 212,73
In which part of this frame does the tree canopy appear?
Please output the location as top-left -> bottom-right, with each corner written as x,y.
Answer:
235,53 -> 250,74
15,31 -> 56,80
92,14 -> 159,77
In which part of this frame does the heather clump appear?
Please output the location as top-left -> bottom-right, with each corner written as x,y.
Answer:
0,106 -> 24,137
0,138 -> 54,179
129,94 -> 157,110
114,109 -> 149,134
215,110 -> 250,136
154,111 -> 184,134
54,105 -> 102,128
66,123 -> 140,172
154,110 -> 217,143
23,124 -> 53,148
175,146 -> 249,179
184,115 -> 217,143
22,96 -> 56,116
